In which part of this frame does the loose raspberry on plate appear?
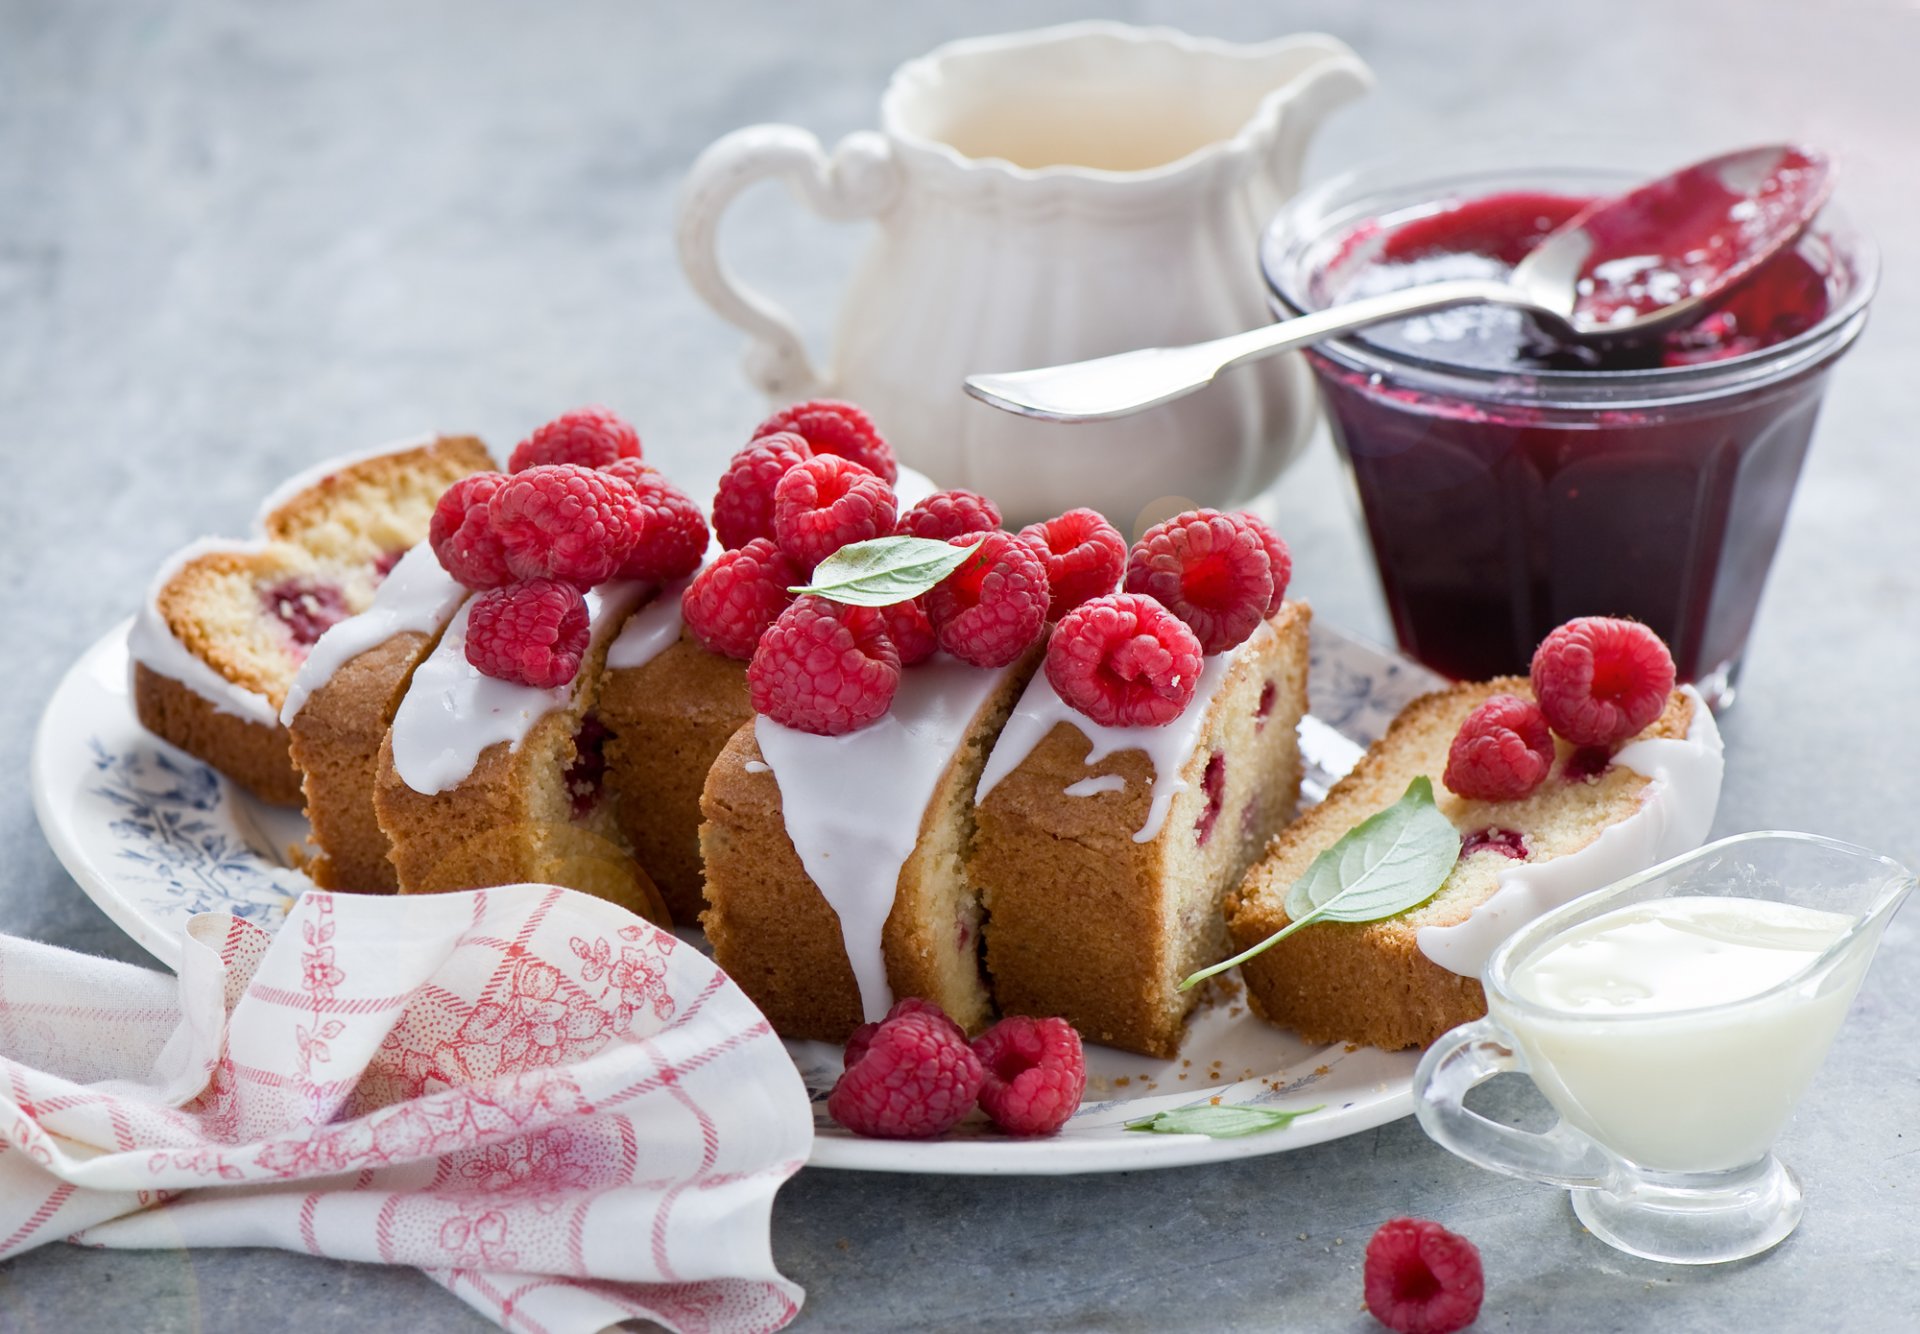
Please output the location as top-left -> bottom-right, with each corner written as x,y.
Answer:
772,454 -> 898,571
1363,1217 -> 1484,1334
1046,592 -> 1204,727
1124,509 -> 1275,654
748,595 -> 901,735
1017,507 -> 1126,621
897,489 -> 1001,542
488,464 -> 639,587
827,1001 -> 984,1139
430,472 -> 514,589
1530,616 -> 1676,748
1233,511 -> 1293,615
465,578 -> 590,688
601,459 -> 710,583
681,538 -> 800,660
881,598 -> 938,667
507,405 -> 643,472
1444,694 -> 1554,802
844,997 -> 967,1071
971,1015 -> 1086,1137
754,399 -> 898,485
924,531 -> 1051,668
713,431 -> 813,550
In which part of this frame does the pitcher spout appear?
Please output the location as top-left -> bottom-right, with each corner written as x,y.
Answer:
1232,34 -> 1374,201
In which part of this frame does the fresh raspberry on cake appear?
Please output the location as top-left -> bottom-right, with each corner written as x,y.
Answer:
749,595 -> 901,735
601,458 -> 710,582
754,398 -> 898,485
488,463 -> 639,587
1364,1217 -> 1484,1334
508,405 -> 643,472
1018,507 -> 1126,620
845,997 -> 967,1070
681,537 -> 800,660
924,531 -> 1050,668
971,1015 -> 1085,1137
881,598 -> 938,667
1234,511 -> 1293,615
1530,616 -> 1676,747
465,578 -> 591,688
430,472 -> 514,589
1444,693 -> 1554,801
898,489 -> 1001,542
1046,592 -> 1204,727
713,431 -> 813,550
772,454 -> 898,571
1125,509 -> 1275,654
827,1001 -> 984,1139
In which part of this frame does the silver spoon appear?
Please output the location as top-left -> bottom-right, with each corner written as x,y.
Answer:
964,145 -> 1832,423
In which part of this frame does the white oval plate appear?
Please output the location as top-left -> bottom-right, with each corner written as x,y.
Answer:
34,617 -> 1444,1174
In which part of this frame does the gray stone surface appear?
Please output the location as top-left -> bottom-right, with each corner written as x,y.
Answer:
1,0 -> 1916,1329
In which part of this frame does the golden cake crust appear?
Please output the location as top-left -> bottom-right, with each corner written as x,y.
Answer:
261,435 -> 493,562
132,662 -> 304,806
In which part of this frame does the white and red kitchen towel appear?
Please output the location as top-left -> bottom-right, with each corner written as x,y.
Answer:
0,885 -> 813,1333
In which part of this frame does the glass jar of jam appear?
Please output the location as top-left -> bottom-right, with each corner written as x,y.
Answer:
1262,150 -> 1877,705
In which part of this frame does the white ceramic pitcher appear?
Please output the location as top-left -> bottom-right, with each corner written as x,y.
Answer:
677,22 -> 1370,527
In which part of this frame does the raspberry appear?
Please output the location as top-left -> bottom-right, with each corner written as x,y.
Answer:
971,1015 -> 1085,1137
1444,694 -> 1555,802
1124,509 -> 1275,655
748,596 -> 901,735
754,399 -> 897,485
897,489 -> 1001,542
601,459 -> 710,583
881,598 -> 938,667
680,538 -> 799,660
712,432 -> 813,550
464,578 -> 590,688
487,464 -> 638,587
429,472 -> 514,589
844,997 -> 965,1071
1046,593 -> 1204,728
772,454 -> 898,571
826,1004 -> 984,1139
1233,511 -> 1293,615
1363,1218 -> 1484,1334
1017,508 -> 1126,621
1530,616 -> 1676,748
924,531 -> 1050,668
508,406 -> 643,472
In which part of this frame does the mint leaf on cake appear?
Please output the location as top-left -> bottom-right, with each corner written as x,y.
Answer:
789,533 -> 986,606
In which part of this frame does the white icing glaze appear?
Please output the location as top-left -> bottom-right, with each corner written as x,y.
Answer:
754,653 -> 1013,1023
1416,685 -> 1725,979
251,433 -> 440,530
743,760 -> 771,774
388,579 -> 649,795
1063,774 -> 1127,798
893,463 -> 937,510
279,544 -> 469,724
127,537 -> 283,727
976,622 -> 1268,845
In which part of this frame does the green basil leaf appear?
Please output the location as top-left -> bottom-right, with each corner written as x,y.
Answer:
788,533 -> 986,607
1124,1104 -> 1323,1139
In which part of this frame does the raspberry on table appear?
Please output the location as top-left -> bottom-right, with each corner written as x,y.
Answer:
508,406 -> 643,473
429,472 -> 514,589
827,1001 -> 984,1139
754,399 -> 898,485
464,578 -> 590,689
713,431 -> 813,550
971,1015 -> 1085,1137
1530,616 -> 1676,748
881,598 -> 938,667
1046,592 -> 1204,728
1017,508 -> 1126,621
1363,1217 -> 1485,1334
487,463 -> 639,588
924,531 -> 1050,669
845,997 -> 966,1071
602,458 -> 710,583
748,595 -> 901,735
772,454 -> 898,571
1444,694 -> 1555,802
1124,509 -> 1275,655
1233,511 -> 1293,615
897,489 -> 1002,542
681,538 -> 799,661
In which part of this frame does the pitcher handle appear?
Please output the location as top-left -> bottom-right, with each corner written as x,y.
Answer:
676,125 -> 902,401
1413,1017 -> 1619,1190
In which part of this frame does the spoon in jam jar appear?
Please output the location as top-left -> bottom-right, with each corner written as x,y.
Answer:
965,145 -> 1833,422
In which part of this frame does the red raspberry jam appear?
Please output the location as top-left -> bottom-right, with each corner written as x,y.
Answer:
261,579 -> 349,649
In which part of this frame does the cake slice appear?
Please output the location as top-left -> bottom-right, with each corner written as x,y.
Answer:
971,602 -> 1312,1058
1225,679 -> 1723,1051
